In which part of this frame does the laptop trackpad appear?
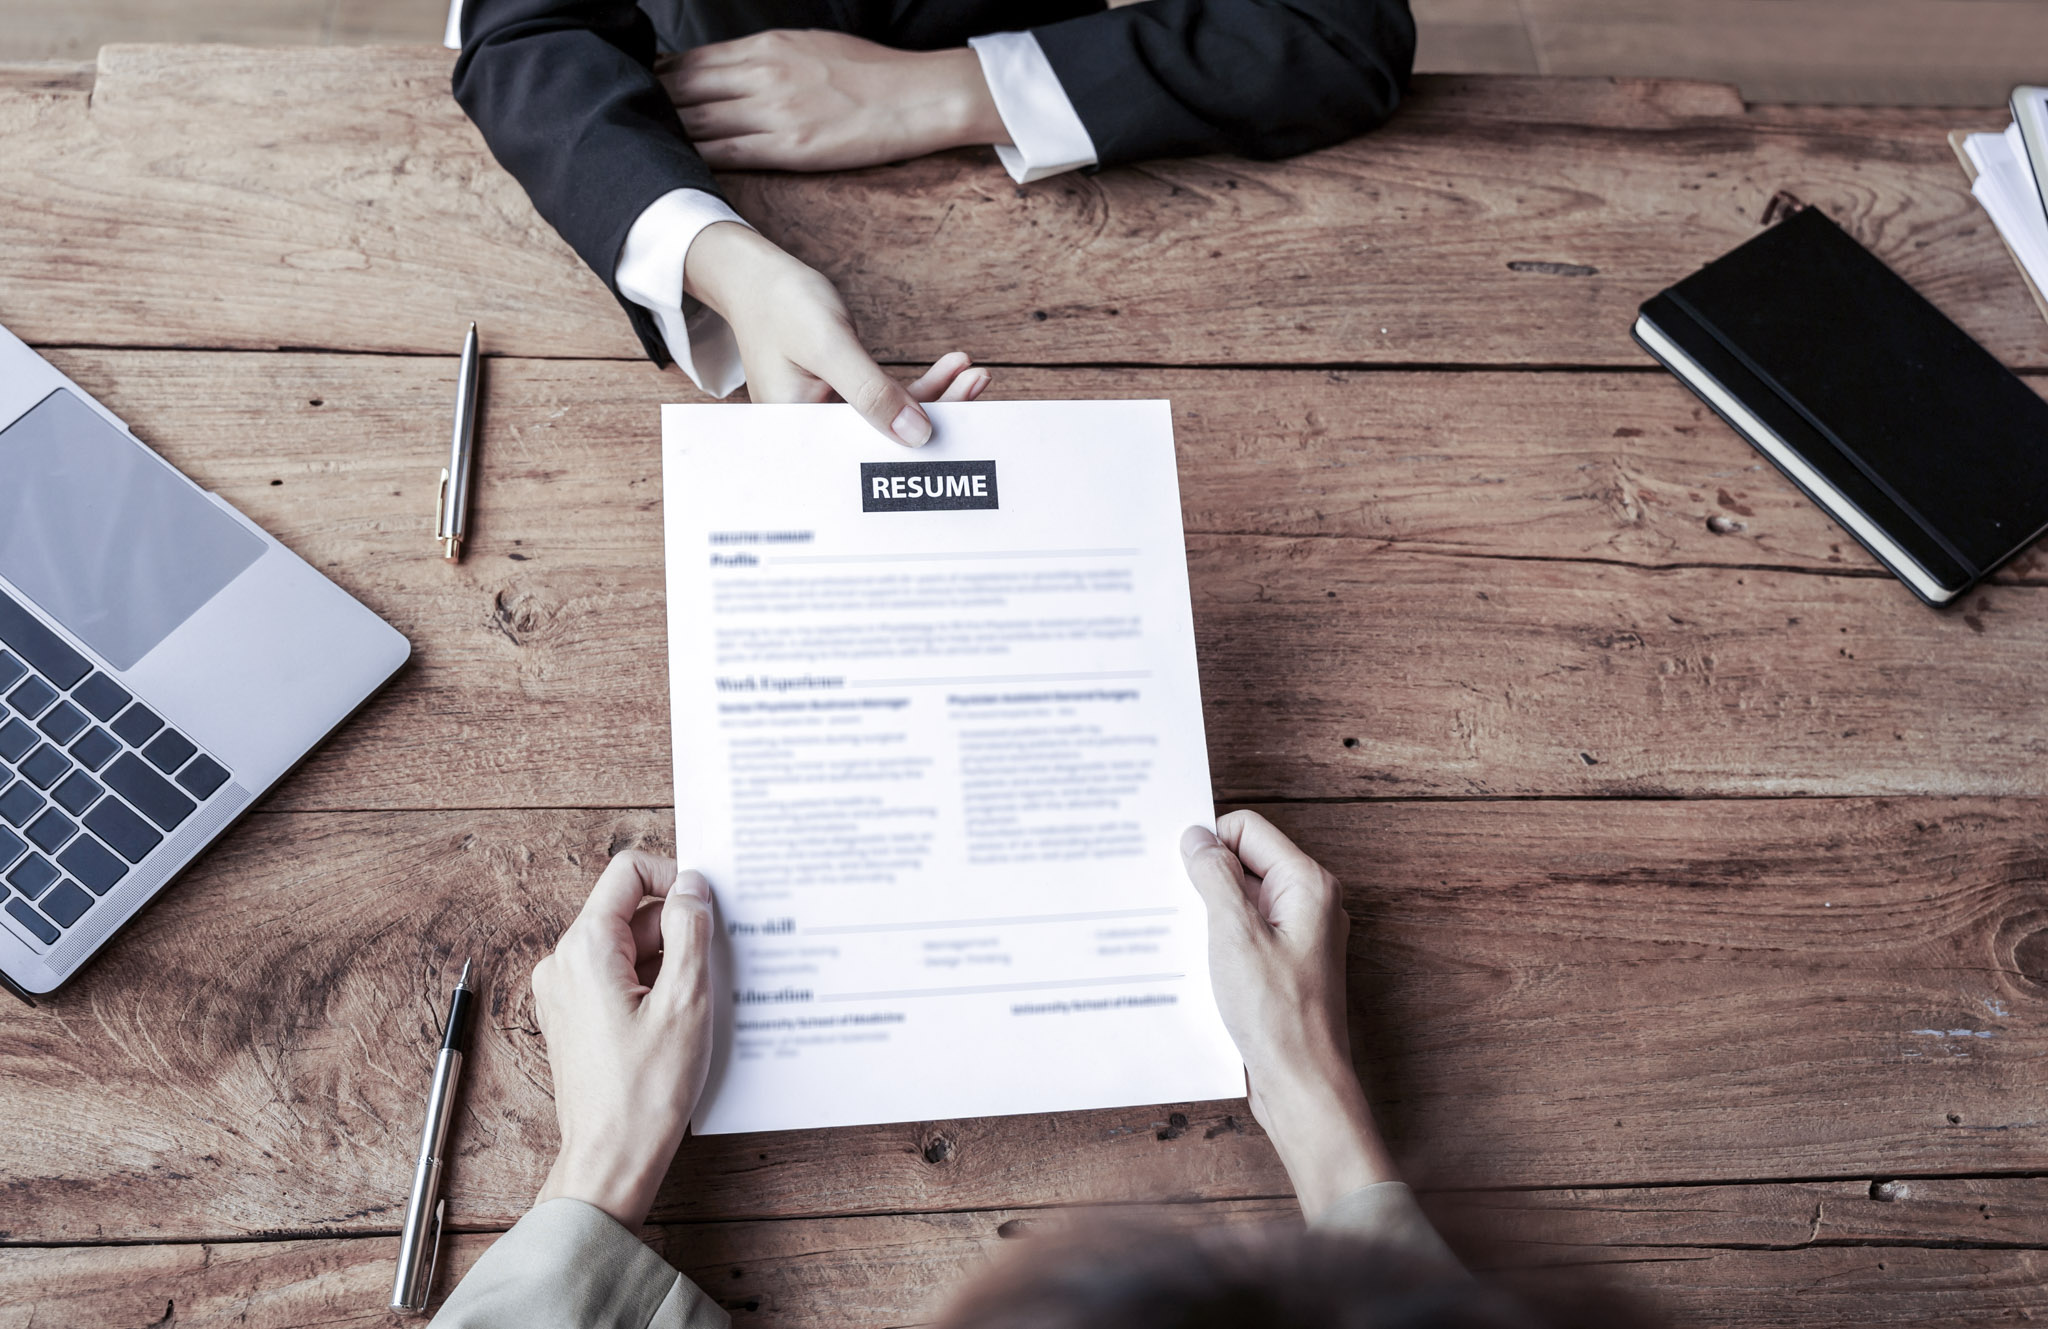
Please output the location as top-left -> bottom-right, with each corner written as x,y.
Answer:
0,389 -> 263,671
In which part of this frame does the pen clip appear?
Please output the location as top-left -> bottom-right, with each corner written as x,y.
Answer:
424,1196 -> 446,1307
434,468 -> 451,542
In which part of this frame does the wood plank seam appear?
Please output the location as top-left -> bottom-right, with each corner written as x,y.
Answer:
209,785 -> 2048,812
1431,1172 -> 2048,1192
17,1216 -> 2048,1254
1179,538 -> 1916,582
0,347 -> 1782,372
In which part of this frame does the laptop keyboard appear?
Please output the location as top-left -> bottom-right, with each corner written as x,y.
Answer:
0,587 -> 233,950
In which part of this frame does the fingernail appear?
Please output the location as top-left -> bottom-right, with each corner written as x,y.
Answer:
965,372 -> 989,401
892,405 -> 931,447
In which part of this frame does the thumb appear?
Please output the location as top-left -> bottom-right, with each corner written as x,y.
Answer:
1181,826 -> 1258,933
649,870 -> 714,1015
809,323 -> 931,447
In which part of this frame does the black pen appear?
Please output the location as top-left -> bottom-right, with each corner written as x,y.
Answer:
392,959 -> 476,1313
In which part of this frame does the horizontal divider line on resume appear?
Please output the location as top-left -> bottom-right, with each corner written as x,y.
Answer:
805,907 -> 1179,935
853,670 -> 1152,687
819,972 -> 1185,1002
769,548 -> 1139,564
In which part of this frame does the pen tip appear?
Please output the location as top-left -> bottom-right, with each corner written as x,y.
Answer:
458,957 -> 473,989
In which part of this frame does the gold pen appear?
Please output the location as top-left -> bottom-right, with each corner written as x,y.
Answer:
435,323 -> 480,561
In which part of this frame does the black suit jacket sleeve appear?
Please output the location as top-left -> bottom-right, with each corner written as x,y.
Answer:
1029,0 -> 1415,165
452,0 -> 720,364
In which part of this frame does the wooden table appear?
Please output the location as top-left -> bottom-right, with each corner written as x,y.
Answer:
2,44 -> 2046,1328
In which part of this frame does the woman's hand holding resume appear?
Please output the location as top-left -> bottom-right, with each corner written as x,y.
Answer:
661,399 -> 1245,1133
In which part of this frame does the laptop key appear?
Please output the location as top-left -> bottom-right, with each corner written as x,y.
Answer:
37,700 -> 87,745
7,853 -> 56,899
59,836 -> 127,895
0,719 -> 34,764
0,653 -> 22,692
0,826 -> 23,870
6,676 -> 56,720
111,703 -> 164,747
70,726 -> 119,772
51,770 -> 102,816
143,729 -> 198,774
39,880 -> 91,928
0,780 -> 40,827
71,672 -> 131,723
5,897 -> 58,945
105,754 -> 195,831
84,798 -> 162,864
24,808 -> 74,854
18,745 -> 69,790
0,588 -> 90,690
177,755 -> 230,800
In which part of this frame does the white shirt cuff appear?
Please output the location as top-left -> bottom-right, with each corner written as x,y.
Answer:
967,32 -> 1099,185
613,188 -> 752,398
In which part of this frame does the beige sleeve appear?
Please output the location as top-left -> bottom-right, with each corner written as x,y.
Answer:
430,1199 -> 730,1329
1312,1181 -> 1466,1276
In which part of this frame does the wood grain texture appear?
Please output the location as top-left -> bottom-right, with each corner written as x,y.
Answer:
14,1185 -> 2048,1329
1189,541 -> 2048,801
0,808 -> 1286,1243
5,47 -> 2046,1325
0,1 -> 331,62
6,797 -> 2048,1243
1414,0 -> 1542,75
33,349 -> 2048,812
328,0 -> 449,44
0,0 -> 448,61
1435,1176 -> 2048,1258
1,49 -> 2042,368
53,348 -> 2048,580
1520,0 -> 2048,107
0,1233 -> 497,1329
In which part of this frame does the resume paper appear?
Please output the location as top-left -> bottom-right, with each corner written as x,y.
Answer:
661,400 -> 1245,1134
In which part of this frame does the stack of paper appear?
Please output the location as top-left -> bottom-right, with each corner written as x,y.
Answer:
1962,124 -> 2048,311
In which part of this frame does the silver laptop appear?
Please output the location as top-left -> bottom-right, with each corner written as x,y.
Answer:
0,323 -> 409,998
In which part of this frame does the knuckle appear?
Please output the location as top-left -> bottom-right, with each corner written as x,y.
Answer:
558,927 -> 601,967
848,376 -> 895,418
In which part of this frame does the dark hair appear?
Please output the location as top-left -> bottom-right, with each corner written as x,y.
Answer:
935,1222 -> 1540,1329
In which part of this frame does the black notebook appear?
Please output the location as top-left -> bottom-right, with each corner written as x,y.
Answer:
1634,206 -> 2048,605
